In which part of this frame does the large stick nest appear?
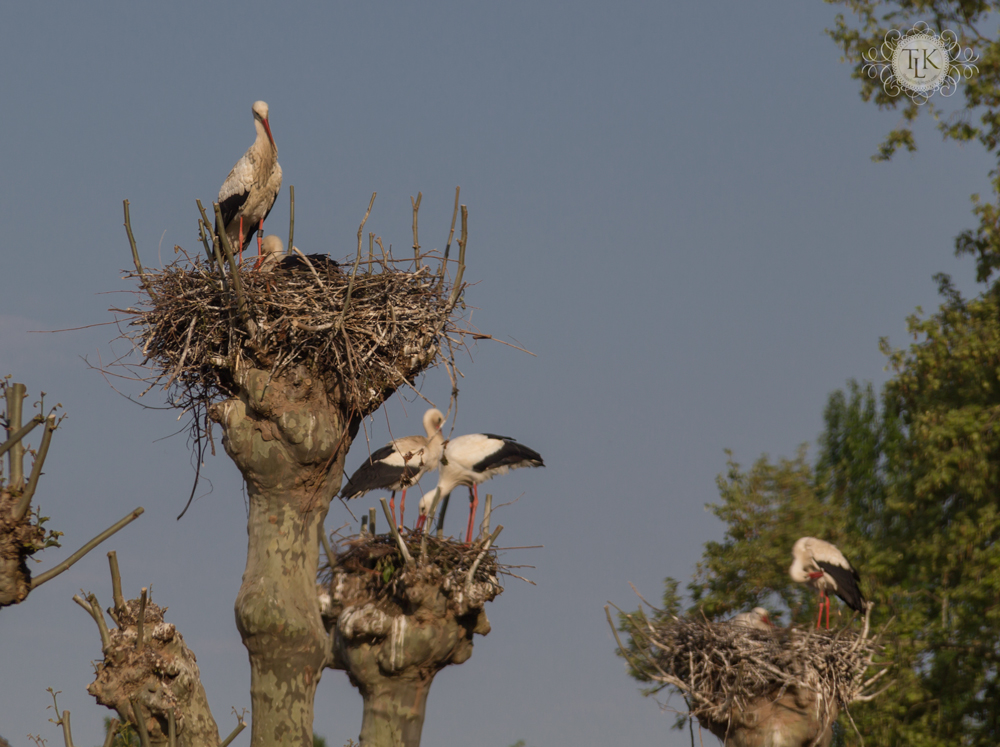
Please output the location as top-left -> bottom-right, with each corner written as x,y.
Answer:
322,529 -> 503,599
110,251 -> 465,419
615,607 -> 888,733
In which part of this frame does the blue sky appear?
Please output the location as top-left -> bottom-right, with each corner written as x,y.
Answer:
0,3 -> 989,746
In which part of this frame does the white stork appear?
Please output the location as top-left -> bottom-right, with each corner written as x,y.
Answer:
340,409 -> 445,527
730,607 -> 774,630
216,100 -> 282,265
258,235 -> 286,273
788,537 -> 866,629
416,433 -> 544,543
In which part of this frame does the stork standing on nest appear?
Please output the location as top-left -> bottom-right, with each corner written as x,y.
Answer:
730,607 -> 774,630
789,537 -> 866,629
216,100 -> 282,265
340,409 -> 445,527
416,433 -> 544,543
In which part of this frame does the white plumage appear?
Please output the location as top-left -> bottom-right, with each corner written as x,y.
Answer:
788,537 -> 866,629
258,235 -> 286,273
216,101 -> 282,263
730,607 -> 773,630
340,409 -> 445,527
416,432 -> 544,543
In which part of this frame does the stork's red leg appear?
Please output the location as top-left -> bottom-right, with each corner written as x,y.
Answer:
399,489 -> 407,528
815,592 -> 824,630
258,218 -> 264,254
389,492 -> 397,529
825,596 -> 831,629
465,485 -> 479,544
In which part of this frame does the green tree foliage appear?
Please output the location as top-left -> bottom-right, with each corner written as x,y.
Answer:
616,3 -> 1000,743
622,293 -> 1000,743
827,0 -> 1000,282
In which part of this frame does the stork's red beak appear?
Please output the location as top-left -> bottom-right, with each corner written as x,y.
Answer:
263,118 -> 275,148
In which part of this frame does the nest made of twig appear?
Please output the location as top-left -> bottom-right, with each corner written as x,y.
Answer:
324,529 -> 502,598
616,610 -> 888,728
110,251 -> 465,418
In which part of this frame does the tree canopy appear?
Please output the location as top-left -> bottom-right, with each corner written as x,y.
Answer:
619,3 -> 1000,744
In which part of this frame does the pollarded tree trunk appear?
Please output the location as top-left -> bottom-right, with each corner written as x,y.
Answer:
211,365 -> 357,747
700,686 -> 835,747
321,534 -> 501,747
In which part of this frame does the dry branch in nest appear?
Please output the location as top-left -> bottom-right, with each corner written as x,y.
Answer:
612,606 -> 889,746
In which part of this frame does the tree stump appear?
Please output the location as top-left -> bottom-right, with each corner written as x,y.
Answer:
85,595 -> 221,747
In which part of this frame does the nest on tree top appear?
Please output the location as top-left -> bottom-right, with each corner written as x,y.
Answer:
323,530 -> 502,599
615,608 -> 888,736
110,251 -> 467,419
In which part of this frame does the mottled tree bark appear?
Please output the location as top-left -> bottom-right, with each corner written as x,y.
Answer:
86,596 -> 221,747
211,366 -> 356,747
321,544 -> 500,747
700,686 -> 835,747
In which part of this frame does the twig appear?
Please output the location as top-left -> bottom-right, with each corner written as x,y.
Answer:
108,550 -> 126,615
6,382 -> 25,489
212,202 -> 252,333
73,594 -> 111,652
136,587 -> 147,652
369,507 -> 377,537
31,507 -> 145,589
291,247 -> 324,287
167,709 -> 177,747
13,414 -> 56,521
0,413 -> 43,459
482,493 -> 492,536
164,317 -> 197,390
102,720 -> 119,747
419,487 -> 446,560
287,184 -> 295,259
124,200 -> 156,301
443,186 -> 460,262
447,205 -> 468,309
57,710 -> 74,747
197,199 -> 229,295
466,524 -> 502,589
130,699 -> 151,747
379,497 -> 413,566
338,193 -> 376,330
197,219 -> 215,267
218,718 -> 247,747
320,530 -> 337,571
411,192 -> 422,270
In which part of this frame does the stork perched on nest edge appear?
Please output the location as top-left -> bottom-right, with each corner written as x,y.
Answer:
789,536 -> 866,629
216,100 -> 282,265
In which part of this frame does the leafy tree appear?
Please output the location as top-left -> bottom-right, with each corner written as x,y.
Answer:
826,0 -> 1000,282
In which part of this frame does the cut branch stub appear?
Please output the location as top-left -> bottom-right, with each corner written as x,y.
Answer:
321,532 -> 502,747
84,593 -> 220,747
